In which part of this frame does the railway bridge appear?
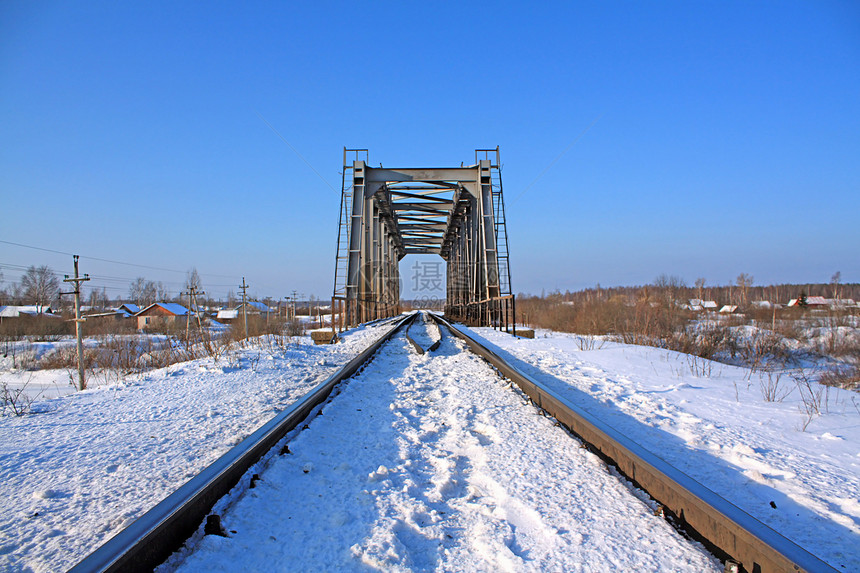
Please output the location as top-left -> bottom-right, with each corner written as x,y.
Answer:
332,148 -> 514,330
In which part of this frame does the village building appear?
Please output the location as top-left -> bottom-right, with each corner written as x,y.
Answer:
135,302 -> 189,330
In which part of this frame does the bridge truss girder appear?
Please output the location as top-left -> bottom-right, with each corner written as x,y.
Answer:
333,148 -> 513,330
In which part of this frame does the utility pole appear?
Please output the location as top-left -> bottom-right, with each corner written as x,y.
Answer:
183,287 -> 192,341
62,255 -> 90,391
292,290 -> 298,322
181,285 -> 206,342
240,278 -> 249,339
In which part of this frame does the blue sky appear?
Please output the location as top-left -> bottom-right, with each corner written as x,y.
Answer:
1,1 -> 858,302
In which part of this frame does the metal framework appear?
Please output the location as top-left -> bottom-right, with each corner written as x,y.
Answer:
333,148 -> 514,331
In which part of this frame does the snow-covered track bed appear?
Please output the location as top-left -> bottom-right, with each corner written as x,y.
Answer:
404,312 -> 443,355
144,315 -> 716,572
68,313 -> 417,573
70,312 -> 834,572
431,315 -> 839,573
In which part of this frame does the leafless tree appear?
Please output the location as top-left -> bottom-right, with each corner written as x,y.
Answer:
653,274 -> 686,307
186,267 -> 201,291
20,265 -> 60,311
129,277 -> 160,307
156,281 -> 169,302
695,277 -> 706,301
86,286 -> 108,310
831,271 -> 841,299
736,273 -> 754,306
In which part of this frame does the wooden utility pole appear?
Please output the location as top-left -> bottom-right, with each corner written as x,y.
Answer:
181,285 -> 206,342
240,278 -> 249,339
62,255 -> 90,391
291,290 -> 298,322
183,288 -> 192,341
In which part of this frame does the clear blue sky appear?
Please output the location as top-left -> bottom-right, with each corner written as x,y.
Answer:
2,1 -> 858,302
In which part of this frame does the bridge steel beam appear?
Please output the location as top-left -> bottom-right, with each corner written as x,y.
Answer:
334,149 -> 513,330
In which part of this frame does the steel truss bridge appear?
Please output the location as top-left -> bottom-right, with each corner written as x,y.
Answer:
333,148 -> 514,331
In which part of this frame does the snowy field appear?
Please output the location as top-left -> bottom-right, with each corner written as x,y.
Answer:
0,319 -> 400,572
0,315 -> 857,571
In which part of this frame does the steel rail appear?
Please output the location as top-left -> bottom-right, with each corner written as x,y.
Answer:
430,314 -> 838,573
69,313 -> 417,573
403,321 -> 425,355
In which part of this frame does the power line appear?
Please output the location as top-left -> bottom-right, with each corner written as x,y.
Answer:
2,241 -> 312,300
0,239 -> 239,279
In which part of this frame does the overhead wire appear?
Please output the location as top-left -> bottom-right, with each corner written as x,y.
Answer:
1,240 -> 305,300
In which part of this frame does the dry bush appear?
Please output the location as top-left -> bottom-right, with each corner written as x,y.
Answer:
227,315 -> 305,348
1,379 -> 33,416
818,364 -> 860,391
0,316 -> 73,341
82,316 -> 136,338
758,371 -> 793,402
740,330 -> 789,371
816,327 -> 860,358
793,368 -> 826,431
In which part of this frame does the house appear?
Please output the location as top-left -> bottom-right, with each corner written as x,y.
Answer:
787,296 -> 829,308
0,305 -> 57,318
216,308 -> 240,322
84,303 -> 142,323
115,303 -> 141,317
217,302 -> 276,323
702,301 -> 718,310
135,302 -> 189,330
719,305 -> 738,314
237,301 -> 275,315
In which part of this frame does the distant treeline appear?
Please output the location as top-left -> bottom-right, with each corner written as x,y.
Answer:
514,281 -> 860,341
521,282 -> 860,308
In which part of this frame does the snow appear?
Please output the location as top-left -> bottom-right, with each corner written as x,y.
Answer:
466,326 -> 860,571
165,319 -> 720,572
1,314 -> 856,571
0,319 -> 401,572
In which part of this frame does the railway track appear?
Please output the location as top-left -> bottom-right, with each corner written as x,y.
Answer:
70,312 -> 837,573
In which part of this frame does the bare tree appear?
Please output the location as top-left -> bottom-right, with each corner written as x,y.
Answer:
653,274 -> 686,307
129,277 -> 145,306
186,267 -> 201,291
20,265 -> 60,311
831,271 -> 841,299
694,277 -> 706,301
86,286 -> 106,310
156,281 -> 169,302
129,277 -> 161,307
736,273 -> 754,306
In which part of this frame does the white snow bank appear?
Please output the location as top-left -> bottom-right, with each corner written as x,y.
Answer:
0,320 -> 400,572
468,327 -> 860,571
